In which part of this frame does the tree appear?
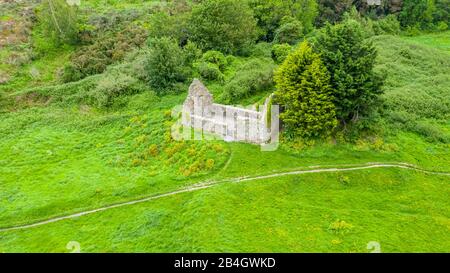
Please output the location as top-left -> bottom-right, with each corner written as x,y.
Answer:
145,37 -> 187,93
274,41 -> 337,138
249,0 -> 318,41
315,0 -> 353,26
272,43 -> 293,64
399,0 -> 436,29
148,0 -> 192,47
313,20 -> 384,125
188,0 -> 258,54
39,0 -> 79,45
274,16 -> 304,45
434,0 -> 450,26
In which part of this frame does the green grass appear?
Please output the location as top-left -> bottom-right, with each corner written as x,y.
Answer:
0,169 -> 448,253
403,31 -> 450,54
0,29 -> 449,252
372,34 -> 450,143
0,98 -> 230,228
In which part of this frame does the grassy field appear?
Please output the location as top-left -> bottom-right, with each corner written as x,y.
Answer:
403,31 -> 450,54
0,169 -> 448,253
0,2 -> 449,252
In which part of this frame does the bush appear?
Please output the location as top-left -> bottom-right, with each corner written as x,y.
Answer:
145,37 -> 188,93
372,15 -> 401,35
315,0 -> 353,26
194,50 -> 228,82
274,17 -> 304,45
404,24 -> 422,36
127,91 -> 159,110
412,121 -> 449,143
221,58 -> 274,103
197,62 -> 225,82
189,0 -> 258,54
61,24 -> 147,82
249,0 -> 318,41
434,0 -> 450,26
148,11 -> 191,46
249,42 -> 273,58
275,41 -> 337,138
0,92 -> 8,112
38,0 -> 78,45
201,51 -> 228,71
183,41 -> 202,66
437,21 -> 449,31
272,43 -> 292,64
89,72 -> 143,107
399,0 -> 436,30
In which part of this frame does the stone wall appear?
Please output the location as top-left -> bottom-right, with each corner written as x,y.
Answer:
182,79 -> 273,144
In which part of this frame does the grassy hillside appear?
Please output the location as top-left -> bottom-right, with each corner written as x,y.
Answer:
1,169 -> 448,253
0,32 -> 449,252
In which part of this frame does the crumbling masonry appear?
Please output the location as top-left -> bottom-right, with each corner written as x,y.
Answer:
182,79 -> 275,144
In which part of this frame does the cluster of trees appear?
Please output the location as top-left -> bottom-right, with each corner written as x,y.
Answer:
275,20 -> 384,138
36,0 -> 448,138
40,0 -> 450,51
315,0 -> 450,31
399,0 -> 450,31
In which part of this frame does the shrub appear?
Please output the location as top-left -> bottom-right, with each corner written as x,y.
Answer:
249,0 -> 318,41
183,41 -> 202,66
404,24 -> 422,36
197,62 -> 225,82
144,37 -> 188,93
89,72 -> 143,107
249,42 -> 273,58
61,24 -> 147,82
205,159 -> 215,170
148,144 -> 159,157
274,17 -> 304,45
328,220 -> 353,234
38,0 -> 78,45
434,0 -> 450,26
437,21 -> 449,31
195,50 -> 228,82
372,15 -> 401,35
189,0 -> 258,54
0,92 -> 8,112
127,91 -> 160,110
222,58 -> 274,103
275,41 -> 337,138
271,43 -> 292,64
399,0 -> 436,30
201,51 -> 228,71
148,11 -> 191,46
315,0 -> 353,26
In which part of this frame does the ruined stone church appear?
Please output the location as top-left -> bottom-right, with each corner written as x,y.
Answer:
182,79 -> 275,144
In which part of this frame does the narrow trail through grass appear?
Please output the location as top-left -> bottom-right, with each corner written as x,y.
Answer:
1,162 -> 449,233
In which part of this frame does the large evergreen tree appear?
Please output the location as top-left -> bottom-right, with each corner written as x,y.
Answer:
275,41 -> 337,138
313,20 -> 384,125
